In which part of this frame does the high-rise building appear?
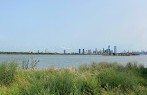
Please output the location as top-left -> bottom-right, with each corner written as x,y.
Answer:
103,48 -> 105,53
82,49 -> 85,54
106,49 -> 111,54
93,51 -> 96,54
114,46 -> 117,53
64,50 -> 66,54
88,49 -> 91,54
85,50 -> 88,54
95,48 -> 98,54
79,49 -> 81,54
99,49 -> 103,54
108,45 -> 110,49
111,50 -> 113,53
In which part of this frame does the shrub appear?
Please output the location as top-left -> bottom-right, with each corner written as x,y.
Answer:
78,64 -> 88,72
0,61 -> 146,95
0,62 -> 17,86
97,69 -> 138,91
44,70 -> 74,95
75,77 -> 99,95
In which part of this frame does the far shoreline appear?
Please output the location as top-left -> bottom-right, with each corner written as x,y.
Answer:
0,52 -> 140,56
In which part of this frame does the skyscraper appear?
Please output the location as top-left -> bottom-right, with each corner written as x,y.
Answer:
108,45 -> 110,49
107,45 -> 111,54
82,49 -> 85,54
95,48 -> 98,54
114,46 -> 117,53
64,50 -> 66,54
103,48 -> 105,53
79,49 -> 81,54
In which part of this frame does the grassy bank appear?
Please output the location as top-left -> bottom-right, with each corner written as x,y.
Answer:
0,61 -> 147,95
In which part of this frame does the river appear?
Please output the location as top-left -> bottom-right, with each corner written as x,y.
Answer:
0,54 -> 147,68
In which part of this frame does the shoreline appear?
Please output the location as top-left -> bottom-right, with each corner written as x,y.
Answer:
0,52 -> 140,56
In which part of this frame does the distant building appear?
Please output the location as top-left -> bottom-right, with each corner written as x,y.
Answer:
64,50 -> 66,54
38,50 -> 39,53
85,50 -> 88,54
103,48 -> 105,53
88,49 -> 91,54
106,49 -> 111,54
108,45 -> 110,50
45,49 -> 48,53
79,49 -> 81,54
93,51 -> 96,54
82,49 -> 85,54
95,48 -> 98,54
114,46 -> 117,53
111,50 -> 113,53
99,50 -> 103,54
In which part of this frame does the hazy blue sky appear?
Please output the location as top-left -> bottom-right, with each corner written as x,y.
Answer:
0,0 -> 147,53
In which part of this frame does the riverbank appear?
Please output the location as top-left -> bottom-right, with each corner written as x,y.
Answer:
0,52 -> 140,56
0,62 -> 147,95
0,52 -> 62,55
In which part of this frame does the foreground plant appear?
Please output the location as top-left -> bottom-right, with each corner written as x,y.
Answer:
0,61 -> 146,95
0,62 -> 17,86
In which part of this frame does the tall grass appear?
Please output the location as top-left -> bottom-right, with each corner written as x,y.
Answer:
21,57 -> 39,70
0,61 -> 147,95
0,62 -> 17,86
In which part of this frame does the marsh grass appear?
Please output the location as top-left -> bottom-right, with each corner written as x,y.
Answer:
0,62 -> 17,86
0,61 -> 147,95
21,57 -> 39,70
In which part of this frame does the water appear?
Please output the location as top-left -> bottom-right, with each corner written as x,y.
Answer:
0,54 -> 147,68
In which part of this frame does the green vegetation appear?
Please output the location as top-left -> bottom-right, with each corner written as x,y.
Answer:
0,52 -> 61,55
0,61 -> 147,95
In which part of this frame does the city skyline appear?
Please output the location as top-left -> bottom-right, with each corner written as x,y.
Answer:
28,45 -> 147,54
1,0 -> 147,52
1,45 -> 147,54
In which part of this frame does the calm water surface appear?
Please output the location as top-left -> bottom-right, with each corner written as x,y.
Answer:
0,54 -> 147,68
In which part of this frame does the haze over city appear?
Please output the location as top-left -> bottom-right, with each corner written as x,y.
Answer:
0,0 -> 147,53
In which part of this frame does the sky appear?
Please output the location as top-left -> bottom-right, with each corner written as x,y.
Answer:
0,0 -> 147,53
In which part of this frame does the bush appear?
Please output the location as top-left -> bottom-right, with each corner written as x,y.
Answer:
0,62 -> 17,86
44,70 -> 74,95
97,69 -> 138,91
0,61 -> 146,95
75,77 -> 99,95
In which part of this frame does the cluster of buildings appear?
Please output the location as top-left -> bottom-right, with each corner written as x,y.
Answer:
64,45 -> 117,55
78,45 -> 117,55
132,51 -> 147,55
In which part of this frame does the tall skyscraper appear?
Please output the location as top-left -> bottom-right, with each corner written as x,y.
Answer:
108,45 -> 110,49
103,48 -> 105,53
79,49 -> 81,54
114,46 -> 117,53
106,49 -> 111,54
107,45 -> 111,54
95,48 -> 98,54
82,49 -> 85,54
64,50 -> 66,54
